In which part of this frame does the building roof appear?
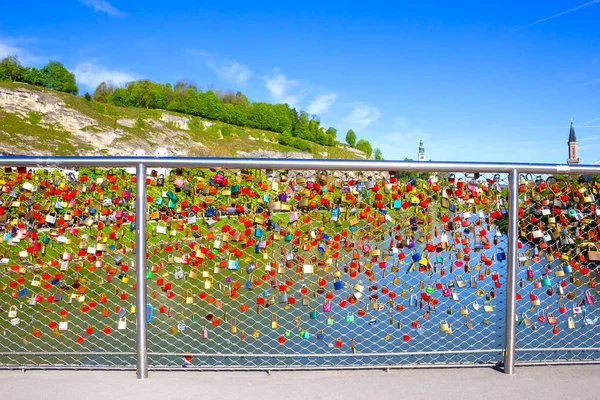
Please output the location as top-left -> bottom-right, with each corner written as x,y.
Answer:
569,120 -> 576,143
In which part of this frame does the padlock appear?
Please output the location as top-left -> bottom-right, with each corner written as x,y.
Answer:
439,320 -> 449,332
540,274 -> 551,287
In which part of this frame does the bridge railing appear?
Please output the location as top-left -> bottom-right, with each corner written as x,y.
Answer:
0,157 -> 599,379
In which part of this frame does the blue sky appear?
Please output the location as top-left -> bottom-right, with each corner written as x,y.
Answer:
1,0 -> 599,163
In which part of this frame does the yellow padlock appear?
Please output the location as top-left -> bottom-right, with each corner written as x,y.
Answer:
440,321 -> 449,332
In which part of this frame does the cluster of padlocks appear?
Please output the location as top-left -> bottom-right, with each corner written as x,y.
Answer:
0,166 -> 596,367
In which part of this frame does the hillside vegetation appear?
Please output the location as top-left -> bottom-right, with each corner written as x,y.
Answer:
0,81 -> 366,158
0,55 -> 381,159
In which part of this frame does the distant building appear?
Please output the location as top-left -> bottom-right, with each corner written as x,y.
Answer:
418,139 -> 426,161
567,119 -> 579,165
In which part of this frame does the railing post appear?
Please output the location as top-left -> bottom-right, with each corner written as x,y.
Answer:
504,169 -> 519,374
135,163 -> 148,379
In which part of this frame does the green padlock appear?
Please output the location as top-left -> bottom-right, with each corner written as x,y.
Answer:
300,330 -> 309,339
327,316 -> 334,325
346,313 -> 355,322
540,274 -> 551,287
309,309 -> 317,319
146,270 -> 153,279
425,285 -> 435,294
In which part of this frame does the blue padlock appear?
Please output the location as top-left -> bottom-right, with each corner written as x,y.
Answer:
146,304 -> 153,323
496,248 -> 506,262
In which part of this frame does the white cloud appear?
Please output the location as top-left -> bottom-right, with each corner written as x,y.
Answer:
0,42 -> 20,59
344,104 -> 381,129
81,0 -> 126,17
207,60 -> 253,85
187,49 -> 253,85
0,37 -> 40,64
263,69 -> 300,107
73,62 -> 138,89
306,93 -> 338,115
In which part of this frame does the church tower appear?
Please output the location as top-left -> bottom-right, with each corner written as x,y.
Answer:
567,119 -> 579,165
418,139 -> 426,161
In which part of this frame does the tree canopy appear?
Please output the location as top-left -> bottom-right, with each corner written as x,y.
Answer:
0,55 -> 383,157
356,139 -> 373,159
345,129 -> 356,147
0,56 -> 78,94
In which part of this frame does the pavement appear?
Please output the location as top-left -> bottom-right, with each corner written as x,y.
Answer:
1,365 -> 599,400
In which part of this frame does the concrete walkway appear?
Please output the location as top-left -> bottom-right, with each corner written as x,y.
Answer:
1,365 -> 598,400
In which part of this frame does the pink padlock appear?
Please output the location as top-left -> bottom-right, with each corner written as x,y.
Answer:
586,290 -> 595,305
323,301 -> 331,312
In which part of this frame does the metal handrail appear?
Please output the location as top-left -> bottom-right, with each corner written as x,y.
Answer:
0,156 -> 599,174
2,156 -> 599,379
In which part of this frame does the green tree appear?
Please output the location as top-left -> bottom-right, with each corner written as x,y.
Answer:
110,87 -> 130,106
221,103 -> 249,126
249,102 -> 277,130
308,119 -> 320,141
93,82 -> 114,103
198,90 -> 221,119
181,88 -> 199,115
84,92 -> 92,101
153,83 -> 173,109
356,139 -> 373,159
22,67 -> 45,86
293,111 -> 311,140
0,56 -> 25,82
325,127 -> 337,146
278,130 -> 293,146
345,129 -> 356,147
374,148 -> 384,160
128,80 -> 155,108
40,61 -> 78,94
273,103 -> 293,133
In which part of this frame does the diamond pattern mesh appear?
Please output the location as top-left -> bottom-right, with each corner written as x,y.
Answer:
515,173 -> 600,363
3,165 -> 594,370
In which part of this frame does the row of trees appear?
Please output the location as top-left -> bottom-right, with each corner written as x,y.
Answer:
93,80 -> 340,147
345,129 -> 382,160
0,56 -> 78,95
0,55 -> 383,158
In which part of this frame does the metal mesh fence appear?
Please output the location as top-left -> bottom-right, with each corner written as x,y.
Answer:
144,168 -> 508,369
0,166 -> 511,369
515,173 -> 600,363
0,167 -> 137,367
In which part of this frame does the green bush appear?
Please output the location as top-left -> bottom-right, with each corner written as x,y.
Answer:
290,138 -> 312,153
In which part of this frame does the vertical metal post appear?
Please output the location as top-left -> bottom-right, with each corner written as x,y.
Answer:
504,169 -> 519,375
135,163 -> 148,379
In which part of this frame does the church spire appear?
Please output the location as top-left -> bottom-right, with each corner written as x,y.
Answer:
567,119 -> 579,164
568,118 -> 577,143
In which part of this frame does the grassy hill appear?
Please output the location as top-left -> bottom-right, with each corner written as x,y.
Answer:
0,81 -> 365,159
